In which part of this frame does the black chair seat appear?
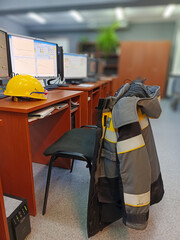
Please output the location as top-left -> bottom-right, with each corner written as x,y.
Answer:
42,126 -> 97,215
44,128 -> 97,161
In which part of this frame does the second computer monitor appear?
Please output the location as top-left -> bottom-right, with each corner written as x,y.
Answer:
8,34 -> 58,79
87,57 -> 98,78
64,53 -> 87,81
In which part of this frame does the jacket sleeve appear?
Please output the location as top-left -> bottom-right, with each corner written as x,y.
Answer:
116,116 -> 151,230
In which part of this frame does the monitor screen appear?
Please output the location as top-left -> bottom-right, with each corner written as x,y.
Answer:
8,34 -> 58,78
87,58 -> 98,77
97,58 -> 104,76
64,53 -> 87,79
0,30 -> 10,79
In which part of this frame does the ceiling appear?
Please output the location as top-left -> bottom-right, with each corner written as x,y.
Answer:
1,0 -> 180,34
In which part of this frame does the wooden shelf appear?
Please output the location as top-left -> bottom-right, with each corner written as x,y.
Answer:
77,42 -> 97,54
92,89 -> 100,95
101,54 -> 119,76
71,107 -> 78,113
77,41 -> 119,76
28,104 -> 69,125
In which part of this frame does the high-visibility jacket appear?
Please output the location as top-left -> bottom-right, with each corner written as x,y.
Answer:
87,82 -> 164,238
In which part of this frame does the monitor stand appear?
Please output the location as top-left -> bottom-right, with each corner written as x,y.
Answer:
45,75 -> 69,89
39,79 -> 45,87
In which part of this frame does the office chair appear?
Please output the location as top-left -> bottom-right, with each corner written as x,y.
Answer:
42,125 -> 97,215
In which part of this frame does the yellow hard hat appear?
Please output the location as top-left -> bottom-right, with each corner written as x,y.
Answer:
4,75 -> 47,100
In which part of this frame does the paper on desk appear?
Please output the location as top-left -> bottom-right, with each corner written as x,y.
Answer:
54,103 -> 68,109
71,100 -> 79,106
28,113 -> 52,122
28,117 -> 39,122
78,84 -> 94,87
28,106 -> 54,118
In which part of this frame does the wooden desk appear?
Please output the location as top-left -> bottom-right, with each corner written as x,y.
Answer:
0,90 -> 82,216
0,178 -> 10,240
59,79 -> 112,125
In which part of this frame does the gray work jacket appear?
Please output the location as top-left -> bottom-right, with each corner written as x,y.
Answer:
87,82 -> 164,238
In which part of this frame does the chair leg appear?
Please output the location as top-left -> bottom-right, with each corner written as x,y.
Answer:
85,161 -> 92,175
70,159 -> 74,173
88,163 -> 92,175
42,155 -> 57,215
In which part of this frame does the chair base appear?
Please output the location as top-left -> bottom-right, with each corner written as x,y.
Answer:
42,155 -> 57,215
42,156 -> 91,215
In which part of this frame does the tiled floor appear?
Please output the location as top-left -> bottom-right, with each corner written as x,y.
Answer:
27,99 -> 180,240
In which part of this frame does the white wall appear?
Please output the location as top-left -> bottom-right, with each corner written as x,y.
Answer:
0,17 -> 29,35
171,22 -> 180,74
166,21 -> 180,96
46,37 -> 70,53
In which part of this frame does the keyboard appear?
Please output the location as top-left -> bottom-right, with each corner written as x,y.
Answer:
45,84 -> 69,90
0,94 -> 8,99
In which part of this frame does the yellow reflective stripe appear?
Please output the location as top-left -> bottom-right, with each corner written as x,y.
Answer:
124,191 -> 150,207
107,113 -> 115,132
104,129 -> 117,143
137,107 -> 146,122
117,134 -> 145,154
125,202 -> 150,207
102,111 -> 117,143
102,112 -> 110,129
139,116 -> 149,130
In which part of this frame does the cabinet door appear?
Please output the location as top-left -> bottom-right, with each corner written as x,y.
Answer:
0,179 -> 10,240
118,41 -> 171,97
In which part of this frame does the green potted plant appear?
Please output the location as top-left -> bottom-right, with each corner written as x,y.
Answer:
96,22 -> 119,56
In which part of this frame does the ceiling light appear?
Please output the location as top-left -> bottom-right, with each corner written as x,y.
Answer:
27,12 -> 46,24
163,4 -> 176,18
115,7 -> 125,20
70,10 -> 83,23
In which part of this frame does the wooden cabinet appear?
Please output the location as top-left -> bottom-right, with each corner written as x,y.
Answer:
101,53 -> 119,76
118,41 -> 171,97
0,178 -> 10,240
77,42 -> 97,55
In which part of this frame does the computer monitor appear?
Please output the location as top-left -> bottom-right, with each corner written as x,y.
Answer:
0,29 -> 11,79
64,53 -> 87,83
97,58 -> 104,77
8,34 -> 58,79
87,57 -> 98,78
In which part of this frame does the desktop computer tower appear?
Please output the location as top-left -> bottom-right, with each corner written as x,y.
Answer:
3,194 -> 31,240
